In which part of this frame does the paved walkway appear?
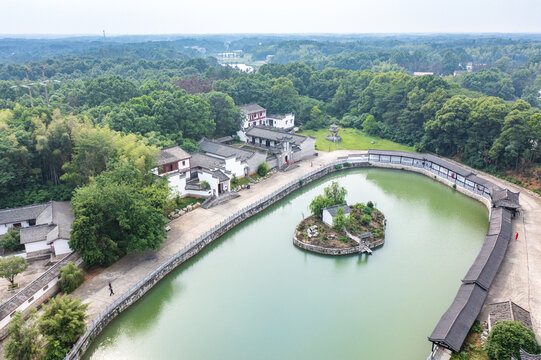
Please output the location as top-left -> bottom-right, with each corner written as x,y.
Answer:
69,150 -> 541,339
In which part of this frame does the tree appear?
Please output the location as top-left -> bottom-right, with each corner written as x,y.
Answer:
4,310 -> 43,360
257,162 -> 269,177
39,294 -> 89,359
485,321 -> 539,360
69,160 -> 167,267
333,207 -> 348,230
309,181 -> 347,217
58,261 -> 84,293
309,195 -> 333,218
1,227 -> 21,252
323,181 -> 347,205
0,256 -> 28,288
203,92 -> 243,137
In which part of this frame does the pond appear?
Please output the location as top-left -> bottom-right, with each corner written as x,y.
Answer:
84,168 -> 488,360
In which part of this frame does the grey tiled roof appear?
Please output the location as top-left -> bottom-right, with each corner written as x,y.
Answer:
212,170 -> 230,182
462,208 -> 512,290
492,188 -> 520,209
0,203 -> 49,225
428,283 -> 488,352
156,146 -> 190,166
190,152 -> 225,170
488,301 -> 533,331
516,349 -> 541,360
323,204 -> 352,217
20,224 -> 55,244
240,103 -> 265,114
199,138 -> 254,161
245,127 -> 309,145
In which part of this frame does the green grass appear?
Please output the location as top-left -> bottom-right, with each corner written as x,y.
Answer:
176,196 -> 204,209
232,176 -> 252,187
298,127 -> 415,152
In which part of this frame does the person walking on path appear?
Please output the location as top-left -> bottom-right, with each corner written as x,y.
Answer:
109,282 -> 114,296
515,232 -> 519,240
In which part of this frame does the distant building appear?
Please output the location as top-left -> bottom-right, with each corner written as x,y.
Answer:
240,104 -> 266,129
266,113 -> 295,130
222,63 -> 254,73
322,204 -> 351,227
0,201 -> 74,258
537,89 -> 541,100
413,72 -> 434,77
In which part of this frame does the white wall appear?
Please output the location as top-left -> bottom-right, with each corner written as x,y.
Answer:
198,171 -> 220,197
0,221 -> 30,236
53,239 -> 72,256
224,157 -> 247,178
167,173 -> 187,198
24,240 -> 50,254
267,114 -> 295,130
322,210 -> 334,227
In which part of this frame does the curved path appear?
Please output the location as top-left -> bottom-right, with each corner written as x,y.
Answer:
65,150 -> 541,350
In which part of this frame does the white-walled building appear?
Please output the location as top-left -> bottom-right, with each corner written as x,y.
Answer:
189,153 -> 231,197
322,204 -> 351,227
244,127 -> 316,169
240,104 -> 266,129
266,113 -> 295,130
0,201 -> 74,257
199,138 -> 267,177
152,146 -> 192,198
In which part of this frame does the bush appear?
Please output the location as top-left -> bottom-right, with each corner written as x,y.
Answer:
200,180 -> 210,190
257,162 -> 269,177
58,262 -> 84,293
485,321 -> 539,360
367,201 -> 374,209
361,214 -> 372,225
362,206 -> 373,215
0,227 -> 22,252
343,162 -> 351,167
231,174 -> 239,186
334,164 -> 342,170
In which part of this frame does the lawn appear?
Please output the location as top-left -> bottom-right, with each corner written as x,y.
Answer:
298,127 -> 415,152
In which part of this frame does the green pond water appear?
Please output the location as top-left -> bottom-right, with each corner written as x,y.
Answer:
84,168 -> 489,360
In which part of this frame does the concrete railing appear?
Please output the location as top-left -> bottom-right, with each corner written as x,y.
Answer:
65,153 -> 505,359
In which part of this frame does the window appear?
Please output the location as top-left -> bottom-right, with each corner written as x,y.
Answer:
29,219 -> 36,226
13,223 -> 21,228
182,161 -> 186,166
43,284 -> 49,291
28,296 -> 34,303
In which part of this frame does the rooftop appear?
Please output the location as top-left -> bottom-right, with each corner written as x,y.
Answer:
245,126 -> 310,145
488,301 -> 533,331
199,138 -> 255,161
267,113 -> 293,120
240,103 -> 265,114
0,203 -> 49,225
492,188 -> 520,209
156,146 -> 191,166
190,152 -> 226,170
17,201 -> 74,244
323,204 -> 352,217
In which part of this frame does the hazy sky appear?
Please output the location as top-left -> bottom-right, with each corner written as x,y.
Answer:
2,0 -> 541,35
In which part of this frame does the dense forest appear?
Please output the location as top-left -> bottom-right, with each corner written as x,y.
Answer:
1,35 -> 541,209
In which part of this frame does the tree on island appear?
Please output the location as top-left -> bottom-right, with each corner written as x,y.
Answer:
309,181 -> 348,217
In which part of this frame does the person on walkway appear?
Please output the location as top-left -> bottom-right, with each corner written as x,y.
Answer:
516,232 -> 519,240
109,282 -> 114,296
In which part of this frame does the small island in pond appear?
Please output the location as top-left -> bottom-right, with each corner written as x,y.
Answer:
294,181 -> 386,255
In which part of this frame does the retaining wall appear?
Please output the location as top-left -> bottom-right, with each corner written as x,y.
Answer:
65,153 -> 510,359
